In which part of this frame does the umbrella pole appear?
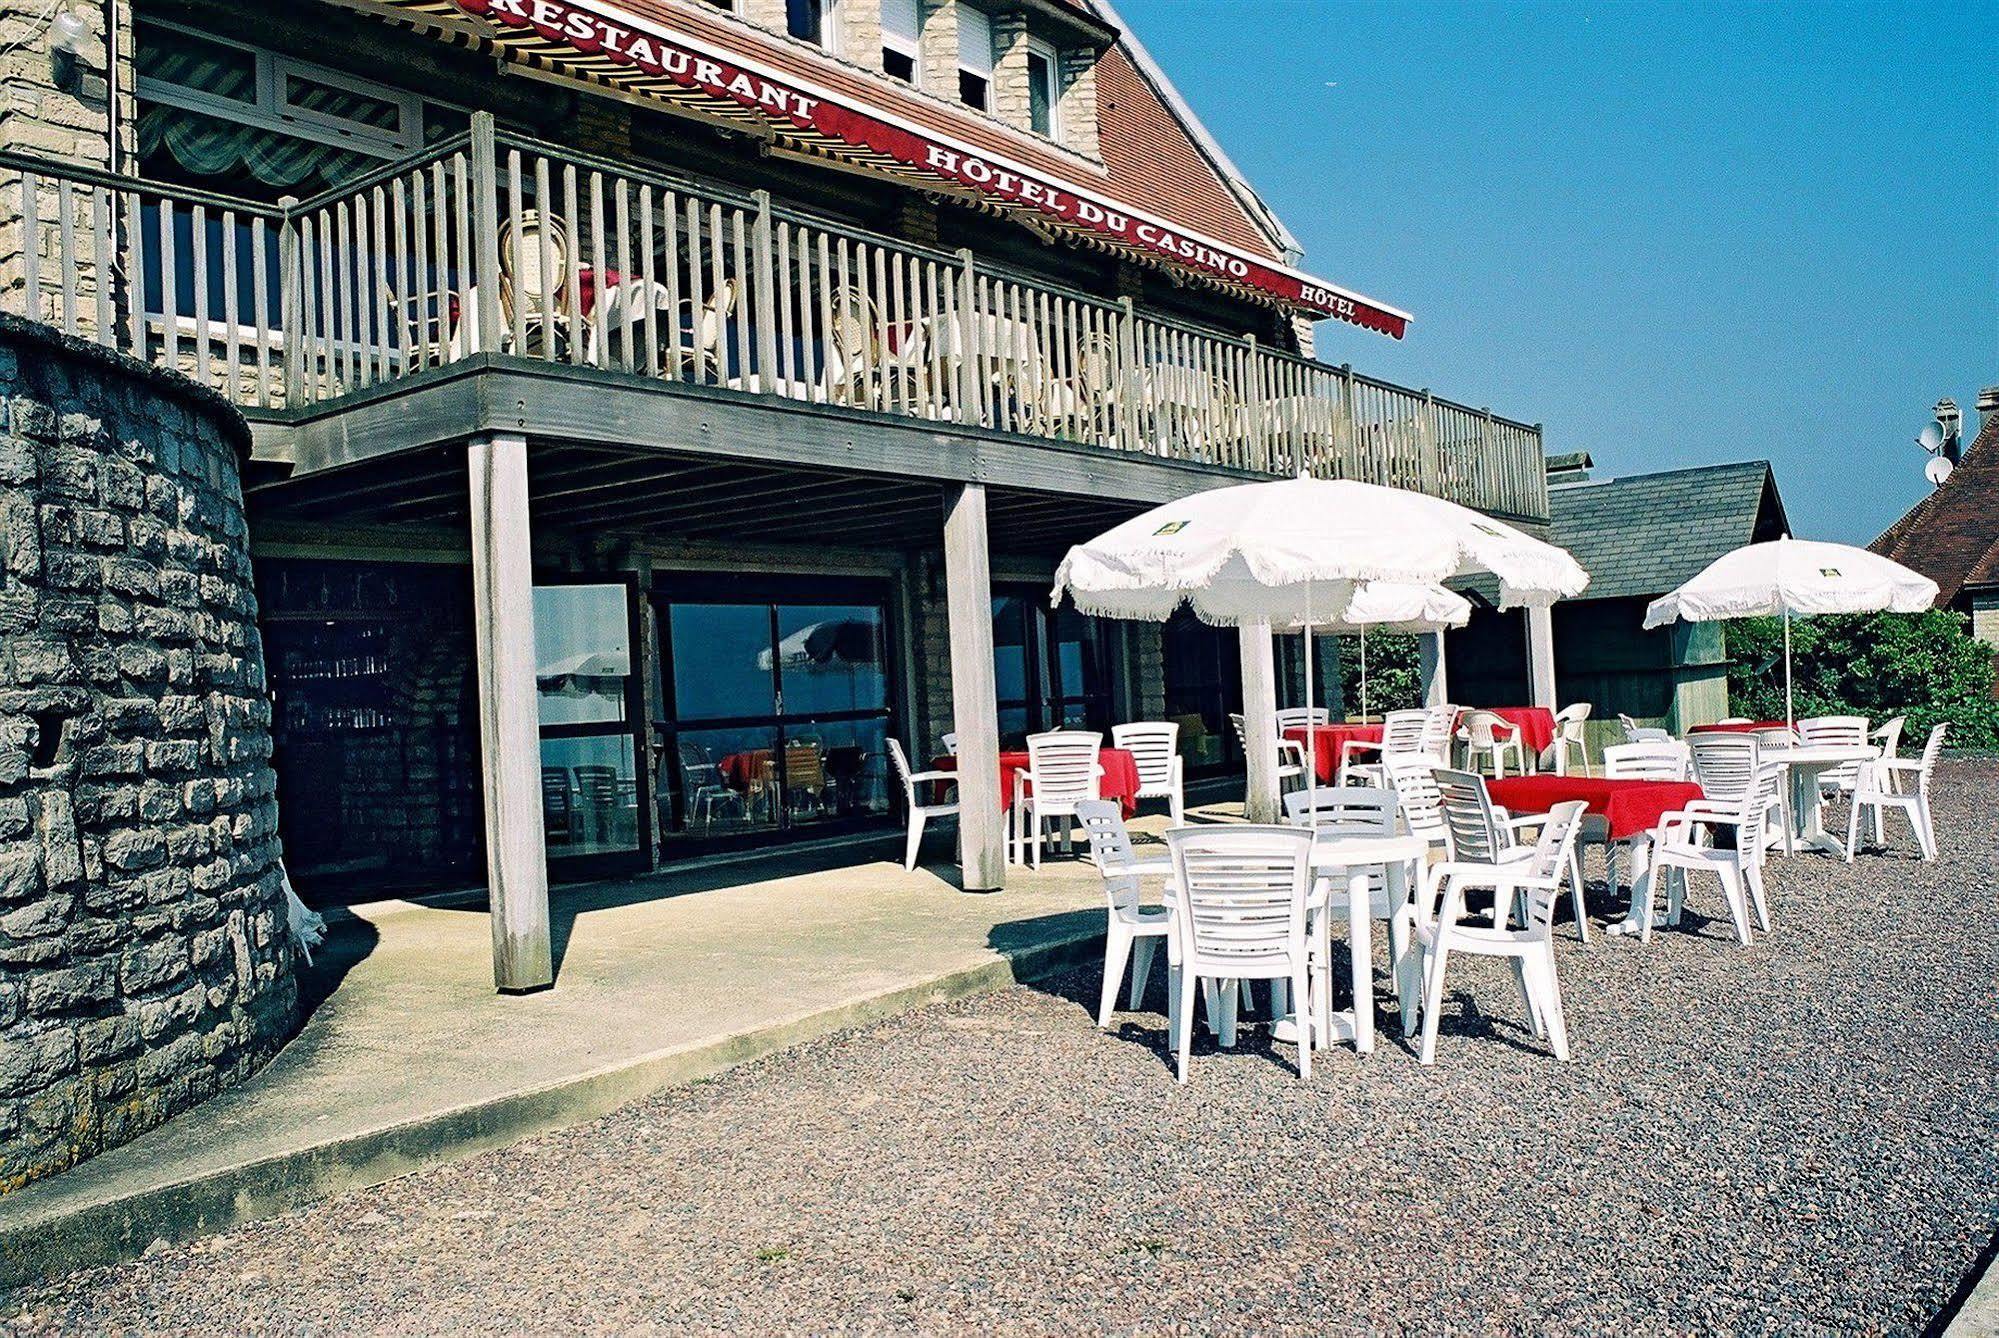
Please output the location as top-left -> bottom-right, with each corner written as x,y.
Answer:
1359,628 -> 1368,722
1783,607 -> 1793,730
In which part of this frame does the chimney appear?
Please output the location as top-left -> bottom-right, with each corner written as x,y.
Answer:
1980,385 -> 1999,424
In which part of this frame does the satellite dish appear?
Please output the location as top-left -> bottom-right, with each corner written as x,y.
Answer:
1917,422 -> 1945,452
1925,455 -> 1954,486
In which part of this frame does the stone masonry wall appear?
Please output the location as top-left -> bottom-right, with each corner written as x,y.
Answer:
0,314 -> 294,1194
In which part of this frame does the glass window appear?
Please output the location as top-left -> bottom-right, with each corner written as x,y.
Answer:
957,3 -> 992,110
881,0 -> 920,84
775,605 -> 886,715
541,735 -> 641,859
533,584 -> 630,727
136,24 -> 257,103
1026,43 -> 1058,137
283,72 -> 405,136
671,604 -> 776,721
787,0 -> 833,47
672,726 -> 781,837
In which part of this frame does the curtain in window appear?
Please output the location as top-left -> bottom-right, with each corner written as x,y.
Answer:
138,103 -> 378,192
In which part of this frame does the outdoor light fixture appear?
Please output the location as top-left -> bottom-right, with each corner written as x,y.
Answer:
48,7 -> 90,93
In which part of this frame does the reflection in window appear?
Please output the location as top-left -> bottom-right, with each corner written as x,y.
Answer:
774,605 -> 885,714
541,734 -> 641,858
672,604 -> 775,721
533,584 -> 630,727
673,726 -> 781,835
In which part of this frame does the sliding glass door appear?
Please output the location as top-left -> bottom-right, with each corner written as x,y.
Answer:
655,578 -> 895,847
991,589 -> 1113,749
534,578 -> 649,876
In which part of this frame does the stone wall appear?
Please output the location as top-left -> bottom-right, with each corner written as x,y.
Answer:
0,314 -> 294,1194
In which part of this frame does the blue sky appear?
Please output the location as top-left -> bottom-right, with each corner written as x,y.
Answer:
1120,0 -> 1998,542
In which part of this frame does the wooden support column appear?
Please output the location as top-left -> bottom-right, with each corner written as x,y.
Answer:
1419,630 -> 1450,708
1526,605 -> 1558,710
469,433 -> 553,992
943,483 -> 1005,891
1238,622 -> 1280,823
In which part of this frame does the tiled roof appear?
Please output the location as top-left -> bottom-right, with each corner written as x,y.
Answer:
1870,405 -> 1999,603
1546,461 -> 1789,602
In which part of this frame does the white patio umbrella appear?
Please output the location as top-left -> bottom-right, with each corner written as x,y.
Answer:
1270,582 -> 1471,722
1052,475 -> 1589,765
1642,538 -> 1936,727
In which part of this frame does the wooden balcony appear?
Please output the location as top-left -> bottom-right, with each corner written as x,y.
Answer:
0,116 -> 1549,524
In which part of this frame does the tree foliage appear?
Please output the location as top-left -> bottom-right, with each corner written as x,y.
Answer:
1335,632 -> 1423,717
1725,610 -> 1998,747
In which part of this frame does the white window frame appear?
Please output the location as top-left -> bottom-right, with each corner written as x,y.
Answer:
136,19 -> 430,161
957,2 -> 994,110
1024,36 -> 1061,140
788,0 -> 843,55
880,0 -> 921,87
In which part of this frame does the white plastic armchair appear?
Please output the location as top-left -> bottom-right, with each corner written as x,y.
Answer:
1460,710 -> 1525,778
1618,711 -> 1673,744
1012,730 -> 1104,868
1075,799 -> 1176,1031
1336,707 -> 1427,786
1548,703 -> 1592,775
1846,722 -> 1944,862
1113,721 -> 1185,824
886,739 -> 958,872
1274,707 -> 1330,733
1431,767 -> 1586,940
1647,762 -> 1783,944
1799,715 -> 1870,796
1230,712 -> 1309,791
1409,799 -> 1589,1065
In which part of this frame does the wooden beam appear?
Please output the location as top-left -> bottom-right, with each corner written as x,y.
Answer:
943,482 -> 1006,891
468,432 -> 553,993
1238,622 -> 1280,823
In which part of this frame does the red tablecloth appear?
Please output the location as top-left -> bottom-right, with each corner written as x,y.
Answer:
716,749 -> 771,790
1284,723 -> 1385,783
1481,706 -> 1558,758
1687,721 -> 1787,734
932,748 -> 1143,818
1486,775 -> 1704,842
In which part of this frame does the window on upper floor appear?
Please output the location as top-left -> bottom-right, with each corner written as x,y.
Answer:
881,0 -> 919,84
957,3 -> 993,112
1025,37 -> 1059,138
696,0 -> 739,12
787,0 -> 838,51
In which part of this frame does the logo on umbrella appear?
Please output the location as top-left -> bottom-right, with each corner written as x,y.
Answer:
1154,521 -> 1189,536
1820,568 -> 1841,578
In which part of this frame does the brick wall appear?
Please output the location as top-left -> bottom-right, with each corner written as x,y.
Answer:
0,315 -> 294,1195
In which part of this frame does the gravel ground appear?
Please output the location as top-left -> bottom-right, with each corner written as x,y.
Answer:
8,760 -> 1999,1336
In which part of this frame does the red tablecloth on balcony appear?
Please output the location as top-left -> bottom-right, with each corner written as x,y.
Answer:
1486,775 -> 1704,842
931,748 -> 1142,817
1283,723 -> 1385,783
1481,706 -> 1558,758
1687,721 -> 1787,734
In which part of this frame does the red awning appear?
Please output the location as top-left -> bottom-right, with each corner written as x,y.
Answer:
379,0 -> 1410,337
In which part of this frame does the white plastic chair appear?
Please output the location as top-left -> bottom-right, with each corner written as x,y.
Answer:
1432,767 -> 1587,941
1274,707 -> 1330,733
1421,704 -> 1461,762
1846,722 -> 1945,862
1548,703 -> 1592,775
885,739 -> 958,871
1690,732 -> 1786,852
1602,739 -> 1691,781
1718,716 -> 1753,726
1283,786 -> 1415,1038
1075,800 -> 1176,1030
1618,711 -> 1673,743
1385,752 -> 1450,857
1799,715 -> 1870,797
1163,824 -> 1317,1083
1335,707 -> 1428,785
1460,710 -> 1525,778
940,732 -> 958,756
1229,712 -> 1308,792
1411,799 -> 1589,1065
1011,730 -> 1104,868
1113,721 -> 1185,825
1648,762 -> 1783,944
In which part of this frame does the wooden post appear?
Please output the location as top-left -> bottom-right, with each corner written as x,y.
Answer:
1238,622 -> 1280,823
1526,605 -> 1558,710
1419,629 -> 1449,708
942,482 -> 1005,890
469,112 -> 504,358
469,432 -> 554,992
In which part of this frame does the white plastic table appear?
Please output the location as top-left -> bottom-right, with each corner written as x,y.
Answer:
1303,832 -> 1430,1055
1761,744 -> 1879,857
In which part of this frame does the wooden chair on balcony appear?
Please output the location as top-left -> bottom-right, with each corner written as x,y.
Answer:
497,209 -> 580,360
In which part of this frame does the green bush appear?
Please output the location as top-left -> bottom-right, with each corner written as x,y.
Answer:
1724,610 -> 1999,748
1335,632 -> 1423,716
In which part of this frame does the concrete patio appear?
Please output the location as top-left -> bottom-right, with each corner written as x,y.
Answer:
0,823 -> 1139,1288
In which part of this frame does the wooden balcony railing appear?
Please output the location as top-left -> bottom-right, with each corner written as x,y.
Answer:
0,114 -> 1549,522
